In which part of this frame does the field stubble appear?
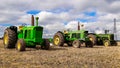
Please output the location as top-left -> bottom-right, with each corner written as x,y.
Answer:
0,40 -> 120,68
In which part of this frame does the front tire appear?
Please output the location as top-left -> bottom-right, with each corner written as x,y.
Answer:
72,40 -> 81,48
16,39 -> 26,51
112,41 -> 117,46
85,41 -> 94,48
3,28 -> 17,48
67,42 -> 72,46
41,39 -> 50,50
103,40 -> 111,47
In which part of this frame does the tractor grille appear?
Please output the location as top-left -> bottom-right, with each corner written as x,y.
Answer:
110,34 -> 114,40
35,27 -> 43,42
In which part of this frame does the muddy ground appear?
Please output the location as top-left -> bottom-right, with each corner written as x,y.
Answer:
0,40 -> 120,68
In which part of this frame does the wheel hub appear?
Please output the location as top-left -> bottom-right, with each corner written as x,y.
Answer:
105,42 -> 109,47
54,36 -> 60,45
17,42 -> 21,50
4,33 -> 8,45
89,38 -> 93,41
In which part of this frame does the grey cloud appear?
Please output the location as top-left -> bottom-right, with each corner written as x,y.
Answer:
0,0 -> 120,39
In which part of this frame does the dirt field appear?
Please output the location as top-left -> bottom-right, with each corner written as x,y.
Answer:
0,40 -> 120,68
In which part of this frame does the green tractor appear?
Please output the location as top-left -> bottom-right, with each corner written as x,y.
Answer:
53,30 -> 96,48
95,34 -> 117,47
3,15 -> 50,51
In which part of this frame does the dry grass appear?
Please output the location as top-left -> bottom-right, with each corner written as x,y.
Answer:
0,40 -> 120,68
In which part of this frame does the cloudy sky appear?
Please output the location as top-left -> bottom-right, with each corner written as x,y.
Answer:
0,0 -> 120,40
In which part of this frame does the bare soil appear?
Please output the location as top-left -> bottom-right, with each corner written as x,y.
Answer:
0,40 -> 120,68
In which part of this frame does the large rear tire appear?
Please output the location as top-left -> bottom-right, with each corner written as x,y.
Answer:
41,39 -> 50,50
87,34 -> 96,45
53,31 -> 64,46
16,39 -> 26,51
72,40 -> 81,48
3,28 -> 17,48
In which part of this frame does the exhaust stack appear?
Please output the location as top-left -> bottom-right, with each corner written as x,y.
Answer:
31,15 -> 34,26
78,22 -> 80,30
36,17 -> 39,26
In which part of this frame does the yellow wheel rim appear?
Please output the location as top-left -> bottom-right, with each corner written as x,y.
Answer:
4,33 -> 8,45
54,36 -> 60,45
89,38 -> 93,41
104,42 -> 109,47
17,42 -> 21,50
